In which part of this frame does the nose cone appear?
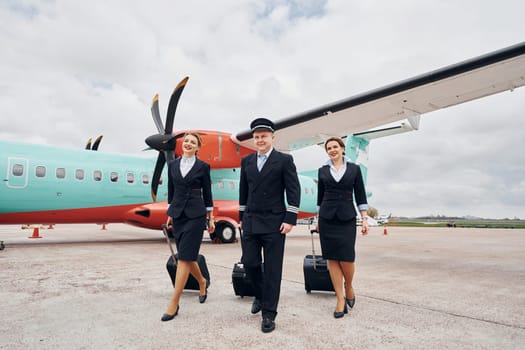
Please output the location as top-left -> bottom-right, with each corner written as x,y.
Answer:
145,134 -> 175,151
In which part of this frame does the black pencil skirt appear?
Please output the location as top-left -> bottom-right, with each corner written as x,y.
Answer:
171,214 -> 206,261
318,217 -> 357,262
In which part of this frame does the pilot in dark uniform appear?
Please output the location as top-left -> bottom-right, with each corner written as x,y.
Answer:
239,118 -> 301,333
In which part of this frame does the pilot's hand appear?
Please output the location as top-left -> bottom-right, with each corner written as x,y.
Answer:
280,223 -> 293,234
166,217 -> 172,229
208,219 -> 215,234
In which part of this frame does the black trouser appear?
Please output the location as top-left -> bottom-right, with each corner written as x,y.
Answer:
242,232 -> 286,320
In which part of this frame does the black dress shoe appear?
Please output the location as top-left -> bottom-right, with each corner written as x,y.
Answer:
333,305 -> 348,319
161,305 -> 179,322
346,297 -> 355,309
261,318 -> 275,333
251,299 -> 262,314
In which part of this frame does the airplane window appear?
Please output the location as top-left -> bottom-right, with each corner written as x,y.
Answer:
228,182 -> 235,189
56,168 -> 66,179
75,169 -> 85,180
142,174 -> 149,184
110,172 -> 119,182
93,170 -> 102,181
304,187 -> 309,194
35,166 -> 46,178
218,181 -> 224,189
127,172 -> 134,184
12,164 -> 24,176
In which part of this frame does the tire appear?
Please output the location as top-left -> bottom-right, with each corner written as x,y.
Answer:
215,222 -> 236,244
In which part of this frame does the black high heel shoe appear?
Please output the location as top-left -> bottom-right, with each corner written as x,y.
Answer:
199,293 -> 207,304
333,304 -> 348,318
161,305 -> 179,322
346,297 -> 355,309
199,279 -> 210,304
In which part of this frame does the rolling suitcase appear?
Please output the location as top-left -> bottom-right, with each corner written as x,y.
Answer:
303,229 -> 334,293
232,261 -> 257,297
232,227 -> 260,297
162,224 -> 210,290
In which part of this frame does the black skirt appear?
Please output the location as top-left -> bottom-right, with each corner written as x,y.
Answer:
318,217 -> 357,262
171,214 -> 206,261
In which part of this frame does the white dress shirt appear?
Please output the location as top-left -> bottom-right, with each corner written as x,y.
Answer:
180,156 -> 196,178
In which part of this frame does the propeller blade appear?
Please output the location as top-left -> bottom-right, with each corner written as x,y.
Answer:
164,149 -> 175,163
85,138 -> 92,150
146,77 -> 190,201
151,94 -> 164,133
92,135 -> 103,151
151,151 -> 166,202
165,76 -> 189,134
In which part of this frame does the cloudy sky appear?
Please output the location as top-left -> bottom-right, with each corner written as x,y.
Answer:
1,0 -> 524,219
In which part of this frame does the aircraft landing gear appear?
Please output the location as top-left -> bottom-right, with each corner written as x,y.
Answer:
213,221 -> 236,244
0,240 -> 5,250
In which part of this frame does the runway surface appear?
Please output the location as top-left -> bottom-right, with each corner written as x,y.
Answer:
1,224 -> 524,349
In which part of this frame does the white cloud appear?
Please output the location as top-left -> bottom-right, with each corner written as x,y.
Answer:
1,0 -> 524,218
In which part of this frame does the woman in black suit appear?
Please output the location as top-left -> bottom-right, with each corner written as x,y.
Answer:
316,136 -> 369,318
161,132 -> 215,321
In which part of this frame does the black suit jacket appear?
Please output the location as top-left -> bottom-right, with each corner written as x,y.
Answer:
166,158 -> 213,219
317,162 -> 367,221
239,150 -> 301,234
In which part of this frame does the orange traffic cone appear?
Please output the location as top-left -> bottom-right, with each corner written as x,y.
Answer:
383,224 -> 388,235
48,224 -> 54,229
101,223 -> 107,230
29,227 -> 42,239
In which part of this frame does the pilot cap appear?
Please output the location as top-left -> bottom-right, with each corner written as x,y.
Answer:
250,117 -> 275,133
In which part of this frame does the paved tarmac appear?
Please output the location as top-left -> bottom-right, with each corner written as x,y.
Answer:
0,224 -> 524,349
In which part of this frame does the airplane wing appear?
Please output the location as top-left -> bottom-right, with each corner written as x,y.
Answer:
232,41 -> 525,151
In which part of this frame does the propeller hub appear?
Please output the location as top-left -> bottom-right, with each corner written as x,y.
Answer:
145,134 -> 176,151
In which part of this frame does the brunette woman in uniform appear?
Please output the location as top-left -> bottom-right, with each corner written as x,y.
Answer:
161,132 -> 215,321
316,136 -> 369,318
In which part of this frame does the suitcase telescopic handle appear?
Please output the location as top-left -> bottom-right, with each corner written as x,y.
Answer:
310,229 -> 318,269
162,224 -> 178,264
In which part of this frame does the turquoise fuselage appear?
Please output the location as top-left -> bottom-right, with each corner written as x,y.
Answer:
0,140 -> 318,216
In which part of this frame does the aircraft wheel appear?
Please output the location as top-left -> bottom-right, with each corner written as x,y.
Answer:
0,241 -> 4,250
215,222 -> 236,244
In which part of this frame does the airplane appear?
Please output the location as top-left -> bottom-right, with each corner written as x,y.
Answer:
1,41 -> 525,242
377,214 -> 392,225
